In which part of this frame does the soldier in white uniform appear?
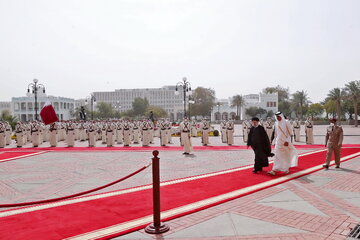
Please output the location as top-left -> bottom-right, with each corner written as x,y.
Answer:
159,119 -> 168,146
116,121 -> 123,144
49,123 -> 58,147
166,119 -> 173,144
88,122 -> 96,147
226,120 -> 235,145
200,118 -> 210,146
191,120 -> 198,137
141,120 -> 151,146
292,118 -> 301,142
220,120 -> 227,143
264,117 -> 274,143
66,121 -> 75,147
123,121 -> 132,146
5,122 -> 12,145
242,120 -> 249,143
106,122 -> 115,147
132,121 -> 141,144
180,117 -> 193,154
305,117 -> 314,144
0,122 -> 6,148
31,122 -> 40,147
15,122 -> 24,148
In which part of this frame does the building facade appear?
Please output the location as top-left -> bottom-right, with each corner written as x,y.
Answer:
211,93 -> 278,121
92,86 -> 187,121
12,91 -> 75,122
0,102 -> 12,115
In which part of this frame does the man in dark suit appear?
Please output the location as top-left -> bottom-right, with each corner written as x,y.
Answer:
247,117 -> 273,173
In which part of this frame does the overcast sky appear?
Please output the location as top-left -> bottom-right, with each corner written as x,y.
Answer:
0,0 -> 359,103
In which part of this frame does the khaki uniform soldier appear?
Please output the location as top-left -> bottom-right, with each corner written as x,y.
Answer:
79,122 -> 86,141
26,123 -> 31,143
106,123 -> 115,147
226,120 -> 235,145
123,121 -> 132,146
141,120 -> 151,146
15,122 -> 24,147
133,121 -> 141,144
220,120 -> 227,143
180,118 -> 193,154
43,124 -> 50,142
101,123 -> 107,144
191,120 -> 198,137
116,122 -> 123,144
292,119 -> 301,142
243,120 -> 251,143
305,117 -> 314,144
88,123 -> 96,147
200,118 -> 210,146
264,117 -> 274,143
49,123 -> 58,147
166,120 -> 173,144
323,118 -> 343,169
31,122 -> 40,147
0,122 -> 6,148
159,120 -> 168,146
66,121 -> 75,147
5,122 -> 12,145
149,121 -> 154,144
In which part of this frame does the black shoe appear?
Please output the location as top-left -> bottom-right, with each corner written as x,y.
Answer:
335,165 -> 340,168
183,152 -> 190,155
323,165 -> 329,170
252,169 -> 258,173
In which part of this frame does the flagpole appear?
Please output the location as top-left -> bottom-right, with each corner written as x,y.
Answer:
27,79 -> 45,121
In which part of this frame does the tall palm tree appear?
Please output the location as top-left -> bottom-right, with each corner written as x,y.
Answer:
344,80 -> 360,127
327,88 -> 345,123
231,95 -> 245,119
291,90 -> 309,120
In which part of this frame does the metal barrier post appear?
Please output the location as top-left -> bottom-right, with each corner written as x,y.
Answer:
145,150 -> 170,234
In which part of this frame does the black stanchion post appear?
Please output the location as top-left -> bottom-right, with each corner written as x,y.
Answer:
145,150 -> 170,234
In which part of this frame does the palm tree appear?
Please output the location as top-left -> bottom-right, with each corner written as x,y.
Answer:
344,80 -> 360,127
291,90 -> 310,120
230,94 -> 245,119
327,88 -> 346,122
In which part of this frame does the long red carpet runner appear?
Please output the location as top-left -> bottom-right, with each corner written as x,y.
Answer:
0,148 -> 359,240
0,151 -> 46,163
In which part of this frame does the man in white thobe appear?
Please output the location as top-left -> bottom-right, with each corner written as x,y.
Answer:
268,112 -> 298,176
220,120 -> 227,143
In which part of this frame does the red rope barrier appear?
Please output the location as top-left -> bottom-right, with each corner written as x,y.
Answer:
0,164 -> 150,208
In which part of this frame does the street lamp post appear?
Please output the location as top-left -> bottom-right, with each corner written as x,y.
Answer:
175,77 -> 192,119
85,94 -> 96,120
27,79 -> 45,121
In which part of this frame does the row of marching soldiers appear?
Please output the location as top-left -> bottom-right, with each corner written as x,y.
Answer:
242,117 -> 314,144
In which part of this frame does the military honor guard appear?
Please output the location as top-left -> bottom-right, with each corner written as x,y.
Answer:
242,120 -> 251,143
15,122 -> 24,148
180,117 -> 193,154
5,122 -> 12,145
88,122 -> 96,147
49,122 -> 58,147
264,117 -> 274,142
292,118 -> 301,142
323,118 -> 343,169
132,121 -> 141,144
0,122 -> 6,148
191,120 -> 198,137
200,118 -> 210,146
31,121 -> 40,147
305,117 -> 314,144
106,122 -> 115,147
220,119 -> 227,143
116,121 -> 123,144
226,119 -> 235,145
123,121 -> 132,146
66,121 -> 75,147
141,120 -> 151,146
166,119 -> 173,144
159,120 -> 168,146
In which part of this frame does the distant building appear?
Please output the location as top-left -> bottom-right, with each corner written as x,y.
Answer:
211,93 -> 278,121
0,102 -> 12,115
12,90 -> 75,121
92,86 -> 187,121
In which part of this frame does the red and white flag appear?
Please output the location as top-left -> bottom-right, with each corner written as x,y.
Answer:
40,101 -> 58,125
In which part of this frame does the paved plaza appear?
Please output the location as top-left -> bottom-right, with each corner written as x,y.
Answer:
0,125 -> 359,239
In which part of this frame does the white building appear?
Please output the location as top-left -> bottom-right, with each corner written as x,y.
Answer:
211,93 -> 278,121
92,86 -> 187,121
12,91 -> 75,122
0,102 -> 12,115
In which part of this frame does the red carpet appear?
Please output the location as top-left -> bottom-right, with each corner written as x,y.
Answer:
0,144 -> 359,152
0,151 -> 45,163
0,148 -> 359,240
